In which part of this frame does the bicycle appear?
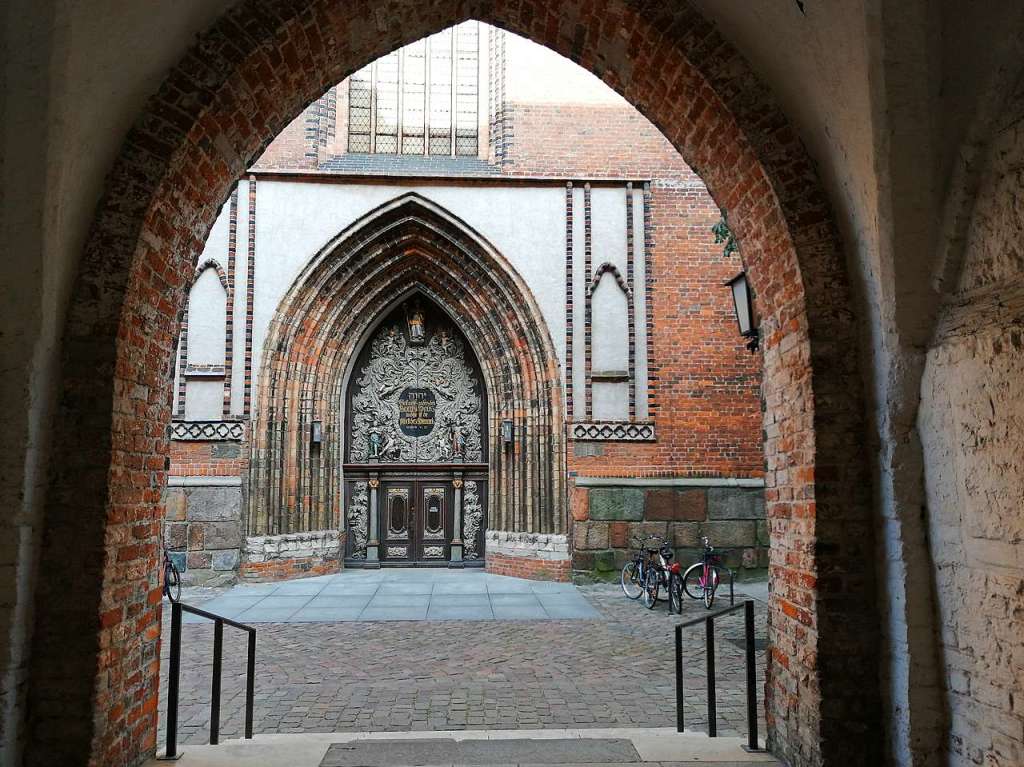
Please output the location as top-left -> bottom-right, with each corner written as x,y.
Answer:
620,535 -> 663,603
641,537 -> 676,610
163,547 -> 182,603
682,535 -> 729,609
667,555 -> 684,614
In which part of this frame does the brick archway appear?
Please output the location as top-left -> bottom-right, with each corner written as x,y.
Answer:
29,2 -> 877,766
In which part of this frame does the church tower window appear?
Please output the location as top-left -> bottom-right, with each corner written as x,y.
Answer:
347,22 -> 480,156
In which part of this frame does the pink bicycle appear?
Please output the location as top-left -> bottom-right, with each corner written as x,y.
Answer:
681,536 -> 729,609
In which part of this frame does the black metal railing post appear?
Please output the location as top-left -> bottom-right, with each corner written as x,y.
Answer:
245,630 -> 256,739
210,619 -> 224,745
673,600 -> 761,748
160,602 -> 257,756
674,624 -> 684,732
705,615 -> 717,737
745,599 -> 759,750
161,601 -> 182,760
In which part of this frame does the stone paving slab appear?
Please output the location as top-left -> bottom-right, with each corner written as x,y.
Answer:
185,570 -> 600,623
319,737 -> 641,765
159,578 -> 768,747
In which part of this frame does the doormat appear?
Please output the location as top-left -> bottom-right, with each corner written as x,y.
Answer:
320,737 -> 641,765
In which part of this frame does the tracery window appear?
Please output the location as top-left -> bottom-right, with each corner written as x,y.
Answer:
347,22 -> 480,156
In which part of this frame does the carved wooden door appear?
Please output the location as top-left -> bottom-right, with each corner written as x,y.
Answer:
381,481 -> 414,562
417,483 -> 451,562
380,480 -> 453,562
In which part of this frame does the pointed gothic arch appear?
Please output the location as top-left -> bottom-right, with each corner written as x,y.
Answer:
246,195 -> 565,555
29,3 -> 882,764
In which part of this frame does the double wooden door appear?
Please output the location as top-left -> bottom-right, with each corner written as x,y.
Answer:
380,480 -> 453,563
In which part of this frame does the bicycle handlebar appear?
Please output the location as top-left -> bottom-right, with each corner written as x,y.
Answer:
631,534 -> 668,544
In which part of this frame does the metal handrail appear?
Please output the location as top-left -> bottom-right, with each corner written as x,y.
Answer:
159,601 -> 257,760
674,599 -> 761,751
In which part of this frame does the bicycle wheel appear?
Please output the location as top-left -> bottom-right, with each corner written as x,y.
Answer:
621,560 -> 643,599
669,573 -> 684,614
164,561 -> 181,603
682,562 -> 705,600
700,565 -> 721,609
641,567 -> 659,609
703,575 -> 715,608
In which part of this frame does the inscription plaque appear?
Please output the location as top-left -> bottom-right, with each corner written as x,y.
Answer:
398,388 -> 436,436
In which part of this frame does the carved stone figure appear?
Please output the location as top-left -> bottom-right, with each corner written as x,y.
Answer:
451,421 -> 466,459
436,429 -> 452,461
381,431 -> 401,461
368,428 -> 383,460
406,301 -> 425,344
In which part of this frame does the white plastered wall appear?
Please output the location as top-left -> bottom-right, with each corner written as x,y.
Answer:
249,181 -> 569,404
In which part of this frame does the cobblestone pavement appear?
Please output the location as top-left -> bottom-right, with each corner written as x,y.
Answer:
158,580 -> 767,746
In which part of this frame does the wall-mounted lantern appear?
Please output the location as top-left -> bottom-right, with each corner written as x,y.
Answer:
310,420 -> 323,445
501,419 -> 514,445
725,272 -> 759,353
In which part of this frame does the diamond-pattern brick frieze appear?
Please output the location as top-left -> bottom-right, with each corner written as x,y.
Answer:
33,2 -> 877,765
170,421 -> 244,441
570,421 -> 655,441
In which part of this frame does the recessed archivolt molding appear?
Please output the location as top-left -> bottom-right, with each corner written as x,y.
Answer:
589,262 -> 631,297
247,194 -> 565,541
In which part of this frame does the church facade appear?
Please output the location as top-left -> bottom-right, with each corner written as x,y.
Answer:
165,23 -> 765,583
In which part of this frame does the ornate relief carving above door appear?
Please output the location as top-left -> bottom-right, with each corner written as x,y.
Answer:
348,299 -> 485,464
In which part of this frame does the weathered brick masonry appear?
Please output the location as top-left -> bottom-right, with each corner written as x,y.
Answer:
487,100 -> 765,577
30,2 -> 878,766
168,441 -> 245,477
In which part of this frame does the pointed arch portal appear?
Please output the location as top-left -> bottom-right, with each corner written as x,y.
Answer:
246,195 -> 565,569
27,3 -> 883,766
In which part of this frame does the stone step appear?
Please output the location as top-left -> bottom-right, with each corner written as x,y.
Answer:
320,737 -> 641,765
147,728 -> 779,767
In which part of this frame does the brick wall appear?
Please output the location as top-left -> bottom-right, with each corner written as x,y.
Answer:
568,181 -> 763,479
252,89 -> 337,170
241,531 -> 343,581
168,440 -> 246,476
500,101 -> 763,480
486,554 -> 571,582
500,102 -> 693,179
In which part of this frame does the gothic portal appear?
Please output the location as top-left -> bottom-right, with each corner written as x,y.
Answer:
344,299 -> 487,565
